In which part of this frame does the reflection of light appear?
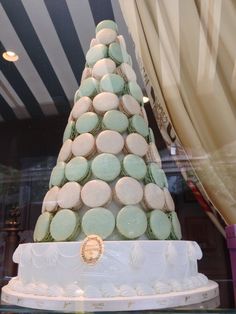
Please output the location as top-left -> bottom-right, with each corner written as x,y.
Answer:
170,145 -> 177,155
2,51 -> 19,62
143,96 -> 149,103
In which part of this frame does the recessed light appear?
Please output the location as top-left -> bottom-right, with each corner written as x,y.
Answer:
2,51 -> 19,62
143,96 -> 149,103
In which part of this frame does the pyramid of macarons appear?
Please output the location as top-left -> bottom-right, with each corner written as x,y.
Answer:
33,20 -> 182,243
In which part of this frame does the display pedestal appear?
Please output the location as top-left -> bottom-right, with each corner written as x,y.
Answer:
226,224 -> 236,306
1,281 -> 219,312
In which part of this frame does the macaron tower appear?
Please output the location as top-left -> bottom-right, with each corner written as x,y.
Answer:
34,19 -> 182,243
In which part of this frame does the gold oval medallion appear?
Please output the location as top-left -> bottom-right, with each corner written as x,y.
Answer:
80,235 -> 104,265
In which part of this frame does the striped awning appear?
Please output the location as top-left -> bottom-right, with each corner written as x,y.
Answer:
0,0 -> 143,122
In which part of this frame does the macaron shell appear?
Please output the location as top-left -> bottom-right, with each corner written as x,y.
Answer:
141,106 -> 149,124
76,112 -> 100,134
145,143 -> 162,167
116,205 -> 147,239
72,133 -> 95,158
143,183 -> 165,211
120,94 -> 141,116
125,133 -> 148,157
163,187 -> 175,211
96,20 -> 118,33
81,180 -> 112,207
92,58 -> 116,80
127,81 -> 143,103
76,77 -> 99,98
65,156 -> 89,182
102,110 -> 128,133
115,177 -> 143,205
33,212 -> 53,242
147,209 -> 171,240
49,162 -> 66,188
80,67 -> 92,82
99,73 -> 125,95
91,153 -> 121,182
86,44 -> 108,67
122,154 -> 147,180
93,92 -> 119,114
82,207 -> 115,240
72,96 -> 93,120
129,114 -> 149,138
168,211 -> 182,240
42,186 -> 60,213
63,121 -> 76,143
57,139 -> 72,162
57,182 -> 82,209
90,38 -> 99,48
96,130 -> 124,154
50,209 -> 80,241
108,42 -> 128,64
96,28 -> 117,45
117,63 -> 137,82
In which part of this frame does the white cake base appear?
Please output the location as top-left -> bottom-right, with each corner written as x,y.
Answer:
1,281 -> 219,311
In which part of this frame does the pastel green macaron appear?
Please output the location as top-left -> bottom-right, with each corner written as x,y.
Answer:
49,162 -> 66,188
63,121 -> 76,143
144,162 -> 168,188
126,81 -> 143,104
167,211 -> 182,240
122,154 -> 147,180
33,212 -> 53,242
86,44 -> 108,67
82,207 -> 115,239
128,114 -> 149,138
75,77 -> 99,100
65,156 -> 90,183
96,20 -> 118,34
146,209 -> 171,240
102,110 -> 129,133
108,42 -> 128,65
99,73 -> 125,95
92,153 -> 121,182
50,209 -> 80,241
116,205 -> 147,239
148,128 -> 156,143
76,112 -> 101,135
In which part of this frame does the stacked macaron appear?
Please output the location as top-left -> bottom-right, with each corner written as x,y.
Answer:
34,19 -> 182,243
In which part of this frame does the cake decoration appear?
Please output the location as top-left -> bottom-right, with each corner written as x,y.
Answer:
80,235 -> 104,265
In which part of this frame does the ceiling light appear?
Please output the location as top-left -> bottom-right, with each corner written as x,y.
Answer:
143,96 -> 149,103
2,51 -> 19,62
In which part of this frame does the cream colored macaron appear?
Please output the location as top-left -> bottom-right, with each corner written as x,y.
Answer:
72,96 -> 93,120
57,181 -> 82,210
145,143 -> 162,167
142,183 -> 165,211
96,28 -> 117,45
116,35 -> 127,52
81,179 -> 112,207
124,133 -> 148,157
93,92 -> 119,115
72,133 -> 96,158
90,38 -> 99,48
119,94 -> 141,117
163,187 -> 175,211
81,67 -> 92,82
96,130 -> 124,154
92,58 -> 116,80
42,186 -> 60,213
116,63 -> 137,82
114,177 -> 143,205
57,139 -> 73,162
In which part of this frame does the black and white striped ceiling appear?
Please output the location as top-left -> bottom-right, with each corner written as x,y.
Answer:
0,0 -> 143,122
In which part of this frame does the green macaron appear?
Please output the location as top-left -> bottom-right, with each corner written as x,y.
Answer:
96,20 -> 118,34
126,81 -> 143,104
82,207 -> 115,239
50,209 -> 80,241
144,163 -> 168,188
122,154 -> 147,180
75,77 -> 99,100
33,212 -> 53,242
99,73 -> 125,95
91,153 -> 121,182
167,212 -> 182,240
86,44 -> 108,67
148,128 -> 156,143
108,42 -> 129,65
116,205 -> 147,239
49,162 -> 66,188
102,110 -> 129,133
63,121 -> 76,143
65,156 -> 90,183
76,112 -> 101,135
128,114 -> 149,138
146,209 -> 171,240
